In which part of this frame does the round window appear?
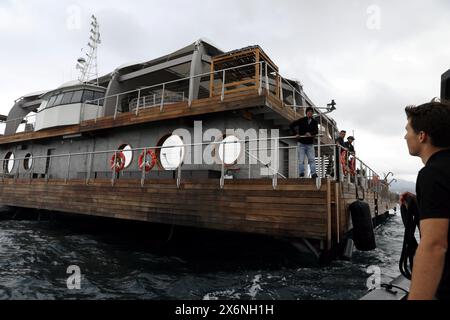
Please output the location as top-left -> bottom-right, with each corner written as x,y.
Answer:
218,135 -> 242,165
24,153 -> 33,171
118,144 -> 133,168
3,152 -> 15,174
159,135 -> 185,170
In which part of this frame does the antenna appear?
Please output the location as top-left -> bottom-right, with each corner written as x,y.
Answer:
76,15 -> 101,85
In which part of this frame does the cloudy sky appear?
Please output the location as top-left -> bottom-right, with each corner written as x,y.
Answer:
1,0 -> 449,182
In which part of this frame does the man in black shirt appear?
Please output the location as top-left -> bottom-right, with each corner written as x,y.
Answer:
334,130 -> 346,179
401,101 -> 450,300
335,130 -> 346,148
343,136 -> 356,155
289,107 -> 319,178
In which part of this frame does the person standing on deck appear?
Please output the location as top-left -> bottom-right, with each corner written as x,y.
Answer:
336,130 -> 347,149
343,136 -> 356,155
289,107 -> 319,178
400,101 -> 450,300
334,130 -> 347,179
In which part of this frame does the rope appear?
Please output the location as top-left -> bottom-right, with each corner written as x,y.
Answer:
399,196 -> 420,280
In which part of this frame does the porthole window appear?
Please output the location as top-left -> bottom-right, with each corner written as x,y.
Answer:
218,135 -> 242,165
3,152 -> 15,174
159,135 -> 185,170
118,144 -> 133,168
23,153 -> 33,171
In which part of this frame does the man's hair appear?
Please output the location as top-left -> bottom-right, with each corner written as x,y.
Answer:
305,107 -> 314,114
340,130 -> 346,134
405,101 -> 450,148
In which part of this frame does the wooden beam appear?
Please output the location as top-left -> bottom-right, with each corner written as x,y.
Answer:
327,178 -> 332,250
209,59 -> 215,98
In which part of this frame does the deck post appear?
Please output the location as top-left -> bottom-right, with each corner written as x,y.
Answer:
221,70 -> 226,102
111,152 -> 117,187
272,138 -> 279,190
65,153 -> 71,184
318,115 -> 322,178
176,147 -> 182,189
86,153 -> 93,185
160,84 -> 165,112
136,89 -> 141,116
258,62 -> 263,95
141,148 -> 146,188
79,103 -> 85,122
265,62 -> 269,92
95,99 -> 100,123
46,156 -> 51,184
114,95 -> 119,120
292,85 -> 296,106
220,140 -> 226,189
279,75 -> 284,103
247,142 -> 252,179
14,158 -> 19,182
29,158 -> 32,184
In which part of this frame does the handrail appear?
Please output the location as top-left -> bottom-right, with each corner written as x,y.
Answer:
85,61 -> 265,106
0,135 -> 381,181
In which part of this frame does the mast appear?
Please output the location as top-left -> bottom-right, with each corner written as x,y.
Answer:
76,15 -> 101,85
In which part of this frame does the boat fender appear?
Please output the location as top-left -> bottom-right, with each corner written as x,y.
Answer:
349,200 -> 376,251
110,152 -> 126,173
138,149 -> 157,172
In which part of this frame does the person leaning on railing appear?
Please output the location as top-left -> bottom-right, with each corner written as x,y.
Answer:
401,100 -> 450,300
289,107 -> 319,179
335,130 -> 347,179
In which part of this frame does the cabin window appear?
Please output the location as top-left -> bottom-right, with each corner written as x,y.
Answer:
218,135 -> 242,165
61,92 -> 75,105
53,94 -> 64,106
23,153 -> 33,171
159,135 -> 185,170
3,152 -> 15,174
70,90 -> 83,104
93,91 -> 105,105
82,90 -> 95,103
46,96 -> 57,108
118,144 -> 133,169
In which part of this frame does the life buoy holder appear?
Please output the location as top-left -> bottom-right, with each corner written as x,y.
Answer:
138,149 -> 157,172
110,152 -> 126,173
340,150 -> 348,175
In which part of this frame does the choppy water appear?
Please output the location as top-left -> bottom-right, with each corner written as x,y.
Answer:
0,211 -> 403,300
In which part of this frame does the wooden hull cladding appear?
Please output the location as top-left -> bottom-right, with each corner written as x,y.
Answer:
0,178 -> 397,247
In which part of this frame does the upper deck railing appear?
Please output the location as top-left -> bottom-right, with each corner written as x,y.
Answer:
2,61 -> 337,144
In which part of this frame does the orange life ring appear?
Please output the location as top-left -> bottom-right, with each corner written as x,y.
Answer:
340,150 -> 348,175
138,149 -> 157,172
110,152 -> 126,173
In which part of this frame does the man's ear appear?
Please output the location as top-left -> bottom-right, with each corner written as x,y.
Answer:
418,131 -> 428,143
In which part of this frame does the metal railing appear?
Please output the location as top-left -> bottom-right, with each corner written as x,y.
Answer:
3,60 -> 338,140
0,134 -> 385,192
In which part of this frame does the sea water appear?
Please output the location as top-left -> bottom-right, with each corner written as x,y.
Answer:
0,212 -> 404,300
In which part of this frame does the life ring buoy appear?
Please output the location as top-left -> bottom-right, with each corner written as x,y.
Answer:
138,149 -> 157,172
110,152 -> 126,173
340,150 -> 348,175
349,156 -> 356,176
